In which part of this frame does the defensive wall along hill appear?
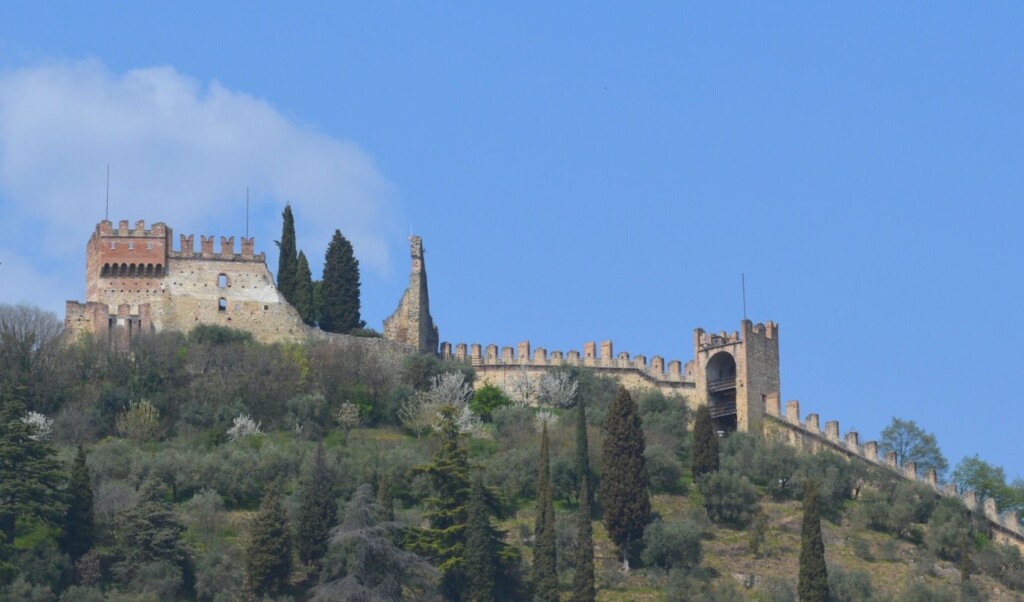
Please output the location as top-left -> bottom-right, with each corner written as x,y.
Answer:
64,219 -> 1024,549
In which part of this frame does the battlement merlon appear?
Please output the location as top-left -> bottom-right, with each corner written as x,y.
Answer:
694,320 -> 778,351
92,219 -> 171,241
168,233 -> 266,262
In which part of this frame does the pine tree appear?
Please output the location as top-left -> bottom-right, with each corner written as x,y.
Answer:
534,422 -> 558,601
294,250 -> 316,326
572,398 -> 595,602
246,486 -> 292,597
600,387 -> 651,571
320,229 -> 365,333
276,204 -> 298,304
465,475 -> 497,602
0,391 -> 65,547
297,444 -> 337,569
61,445 -> 94,560
112,479 -> 195,597
798,480 -> 829,602
407,405 -> 473,599
408,406 -> 522,600
691,404 -> 720,480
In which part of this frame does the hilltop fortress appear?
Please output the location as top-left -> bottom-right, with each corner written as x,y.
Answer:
66,218 -> 1024,549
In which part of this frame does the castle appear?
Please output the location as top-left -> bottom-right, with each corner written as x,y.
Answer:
65,218 -> 1024,549
65,218 -> 779,436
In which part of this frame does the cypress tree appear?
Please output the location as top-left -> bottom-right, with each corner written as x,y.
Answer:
61,445 -> 94,560
320,229 -> 365,333
276,204 -> 298,304
600,387 -> 651,571
572,398 -> 595,602
293,250 -> 316,326
246,486 -> 292,597
533,422 -> 558,601
691,404 -> 720,480
798,480 -> 829,602
376,474 -> 395,523
297,444 -> 337,569
465,474 -> 497,602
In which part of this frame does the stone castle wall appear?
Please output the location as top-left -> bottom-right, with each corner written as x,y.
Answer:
68,219 -> 307,344
763,397 -> 1024,551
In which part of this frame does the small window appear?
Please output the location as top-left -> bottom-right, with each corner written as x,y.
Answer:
110,241 -> 117,249
146,242 -> 153,250
128,242 -> 134,251
217,274 -> 229,288
218,298 -> 227,312
234,303 -> 241,311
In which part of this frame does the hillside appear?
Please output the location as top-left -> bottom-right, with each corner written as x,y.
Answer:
1,310 -> 1023,601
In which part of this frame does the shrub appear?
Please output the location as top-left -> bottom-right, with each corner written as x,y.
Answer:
226,413 -> 262,442
641,518 -> 702,570
645,443 -> 684,493
827,562 -> 873,602
116,400 -> 161,442
700,472 -> 759,528
925,497 -> 972,561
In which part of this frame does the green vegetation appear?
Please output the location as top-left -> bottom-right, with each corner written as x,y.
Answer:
798,480 -> 829,602
600,387 -> 651,570
320,228 -> 365,334
276,203 -> 298,304
2,302 -> 1024,600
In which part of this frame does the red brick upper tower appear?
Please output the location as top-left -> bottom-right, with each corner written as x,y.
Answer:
85,219 -> 172,302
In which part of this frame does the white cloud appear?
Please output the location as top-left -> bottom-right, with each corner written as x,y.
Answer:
0,59 -> 399,312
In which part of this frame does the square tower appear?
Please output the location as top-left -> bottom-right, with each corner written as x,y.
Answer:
692,320 -> 779,433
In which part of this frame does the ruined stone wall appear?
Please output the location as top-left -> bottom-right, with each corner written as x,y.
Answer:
383,235 -> 439,353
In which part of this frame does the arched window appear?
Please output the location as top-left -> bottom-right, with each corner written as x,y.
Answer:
155,264 -> 163,277
128,264 -> 136,277
145,264 -> 153,277
120,263 -> 128,277
218,298 -> 227,312
217,274 -> 229,288
101,264 -> 110,277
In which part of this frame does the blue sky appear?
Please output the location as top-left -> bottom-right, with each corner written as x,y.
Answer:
1,4 -> 1022,483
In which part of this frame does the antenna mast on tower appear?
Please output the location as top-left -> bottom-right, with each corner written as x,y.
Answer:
105,164 -> 110,221
742,273 -> 747,322
246,187 -> 250,238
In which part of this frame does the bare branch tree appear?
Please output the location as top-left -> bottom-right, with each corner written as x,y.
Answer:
503,365 -> 541,407
399,372 -> 482,437
539,369 -> 579,408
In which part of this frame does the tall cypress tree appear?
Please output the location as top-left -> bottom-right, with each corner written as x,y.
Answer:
61,445 -> 94,560
297,444 -> 337,569
246,486 -> 292,598
465,474 -> 497,602
320,229 -> 365,333
293,250 -> 316,326
600,387 -> 651,571
572,398 -> 595,602
691,404 -> 720,480
798,480 -> 829,602
534,422 -> 558,601
276,204 -> 298,304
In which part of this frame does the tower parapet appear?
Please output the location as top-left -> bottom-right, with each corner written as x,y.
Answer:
383,235 -> 440,353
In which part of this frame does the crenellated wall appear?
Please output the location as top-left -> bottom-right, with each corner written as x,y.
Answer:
440,338 -> 697,399
763,398 -> 1024,550
70,219 -> 306,344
